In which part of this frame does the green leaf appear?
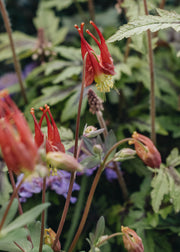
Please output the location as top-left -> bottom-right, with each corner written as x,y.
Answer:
54,46 -> 81,61
80,155 -> 101,170
53,66 -> 82,84
166,148 -> 180,168
45,60 -> 70,75
168,174 -> 180,213
151,168 -> 169,213
104,130 -> 116,158
108,9 -> 180,43
28,221 -> 41,248
0,228 -> 29,252
61,89 -> 87,122
0,166 -> 12,205
0,199 -> 18,228
94,216 -> 105,244
2,203 -> 50,235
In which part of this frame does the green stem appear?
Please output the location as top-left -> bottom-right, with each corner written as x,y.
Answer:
96,111 -> 128,200
68,138 -> 132,252
143,0 -> 156,144
68,163 -> 103,252
64,175 -> 88,251
39,177 -> 46,252
96,232 -> 123,247
52,54 -> 87,251
0,0 -> 27,104
0,177 -> 24,230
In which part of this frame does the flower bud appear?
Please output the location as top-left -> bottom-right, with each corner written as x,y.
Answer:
44,228 -> 61,252
93,144 -> 103,155
121,226 -> 144,252
114,148 -> 136,162
46,151 -> 83,172
83,125 -> 104,138
130,132 -> 161,168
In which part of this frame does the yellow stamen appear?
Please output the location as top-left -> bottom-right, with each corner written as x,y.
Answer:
94,74 -> 114,93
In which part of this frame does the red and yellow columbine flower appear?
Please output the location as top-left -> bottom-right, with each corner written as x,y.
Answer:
75,21 -> 115,92
31,104 -> 65,153
130,131 -> 161,168
0,90 -> 38,174
121,226 -> 144,252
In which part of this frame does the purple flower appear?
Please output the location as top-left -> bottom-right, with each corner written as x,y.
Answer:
17,170 -> 80,203
0,62 -> 37,90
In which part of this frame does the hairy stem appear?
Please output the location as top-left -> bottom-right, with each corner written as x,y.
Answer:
52,54 -> 87,251
68,138 -> 132,252
143,0 -> 156,144
0,0 -> 27,104
39,177 -> 46,252
96,232 -> 123,247
0,177 -> 24,230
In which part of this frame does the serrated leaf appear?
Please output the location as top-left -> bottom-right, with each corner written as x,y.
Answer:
2,203 -> 50,235
168,174 -> 180,213
108,9 -> 180,43
151,169 -> 169,213
166,148 -> 180,167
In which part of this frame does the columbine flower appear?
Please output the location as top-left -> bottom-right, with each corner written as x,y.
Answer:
0,90 -> 38,174
17,170 -> 80,203
31,104 -> 65,153
130,132 -> 161,168
121,226 -> 144,252
75,21 -> 115,93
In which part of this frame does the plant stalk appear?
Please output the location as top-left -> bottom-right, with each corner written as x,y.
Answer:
96,111 -> 128,200
39,177 -> 46,252
68,138 -> 132,252
143,0 -> 156,144
0,0 -> 27,104
52,54 -> 87,251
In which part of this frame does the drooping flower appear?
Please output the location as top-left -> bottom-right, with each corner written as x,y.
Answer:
121,226 -> 144,252
31,104 -> 65,153
130,131 -> 161,168
75,21 -> 115,93
0,90 -> 38,174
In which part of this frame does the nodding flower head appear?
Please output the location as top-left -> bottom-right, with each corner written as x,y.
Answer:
130,131 -> 161,168
75,21 -> 115,93
121,226 -> 144,252
31,105 -> 65,153
0,90 -> 38,174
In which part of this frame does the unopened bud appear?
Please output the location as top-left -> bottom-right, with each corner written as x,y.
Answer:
93,144 -> 103,155
44,228 -> 61,252
114,148 -> 136,162
83,125 -> 104,138
121,226 -> 144,252
46,151 -> 83,172
88,89 -> 104,114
